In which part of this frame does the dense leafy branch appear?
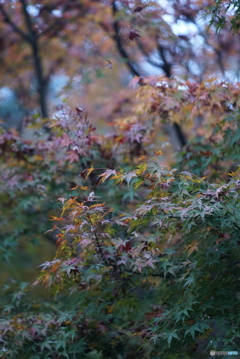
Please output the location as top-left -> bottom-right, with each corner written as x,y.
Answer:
111,0 -> 187,150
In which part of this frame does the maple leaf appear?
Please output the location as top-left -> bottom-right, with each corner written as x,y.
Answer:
76,107 -> 83,115
81,167 -> 94,179
145,258 -> 157,269
87,191 -> 99,202
44,225 -> 59,235
185,241 -> 199,256
135,163 -> 147,175
98,169 -> 117,183
57,198 -> 66,203
135,155 -> 146,162
70,185 -> 79,190
89,203 -> 105,210
60,134 -> 73,147
49,216 -> 63,221
38,259 -> 60,270
128,76 -> 140,88
133,5 -> 148,12
129,28 -> 141,41
80,185 -> 90,190
62,224 -> 75,234
66,150 -> 79,163
105,60 -> 112,70
81,237 -> 92,247
127,123 -> 146,143
154,149 -> 163,156
117,258 -> 127,266
6,175 -> 19,189
121,171 -> 137,186
215,185 -> 227,199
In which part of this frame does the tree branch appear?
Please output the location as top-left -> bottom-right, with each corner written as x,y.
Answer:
182,14 -> 227,79
112,1 -> 141,77
19,0 -> 49,119
136,39 -> 163,69
156,38 -> 187,148
112,1 -> 187,149
157,43 -> 172,78
19,0 -> 35,39
0,3 -> 31,43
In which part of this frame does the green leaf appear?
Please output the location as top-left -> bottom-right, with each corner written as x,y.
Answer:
163,331 -> 179,347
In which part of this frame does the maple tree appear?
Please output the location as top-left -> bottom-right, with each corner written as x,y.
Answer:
1,1 -> 239,127
0,0 -> 114,118
1,78 -> 240,357
208,0 -> 240,32
0,0 -> 240,358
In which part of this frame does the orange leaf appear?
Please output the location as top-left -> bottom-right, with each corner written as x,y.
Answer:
154,149 -> 163,155
70,185 -> 79,190
85,167 -> 94,179
80,186 -> 90,190
49,216 -> 63,221
89,203 -> 105,209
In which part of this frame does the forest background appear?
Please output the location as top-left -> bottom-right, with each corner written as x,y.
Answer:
0,0 -> 240,358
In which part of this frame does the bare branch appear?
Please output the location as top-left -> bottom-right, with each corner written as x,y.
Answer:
18,0 -> 48,119
157,42 -> 172,78
182,14 -> 228,79
136,39 -> 163,69
0,3 -> 31,42
19,0 -> 35,40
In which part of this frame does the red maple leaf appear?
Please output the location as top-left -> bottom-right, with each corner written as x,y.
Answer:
129,28 -> 141,41
66,150 -> 79,163
133,5 -> 148,13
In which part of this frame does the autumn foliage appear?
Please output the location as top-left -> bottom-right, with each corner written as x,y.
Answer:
0,76 -> 239,358
0,1 -> 240,358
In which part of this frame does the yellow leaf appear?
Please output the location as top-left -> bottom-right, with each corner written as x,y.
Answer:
86,167 -> 94,179
185,241 -> 199,256
154,149 -> 163,155
89,203 -> 105,209
135,163 -> 147,175
80,186 -> 90,190
227,167 -> 240,177
111,174 -> 122,180
70,185 -> 79,190
33,155 -> 44,161
135,155 -> 146,162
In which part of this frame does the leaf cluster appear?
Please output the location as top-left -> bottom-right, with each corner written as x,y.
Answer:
1,78 -> 240,358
